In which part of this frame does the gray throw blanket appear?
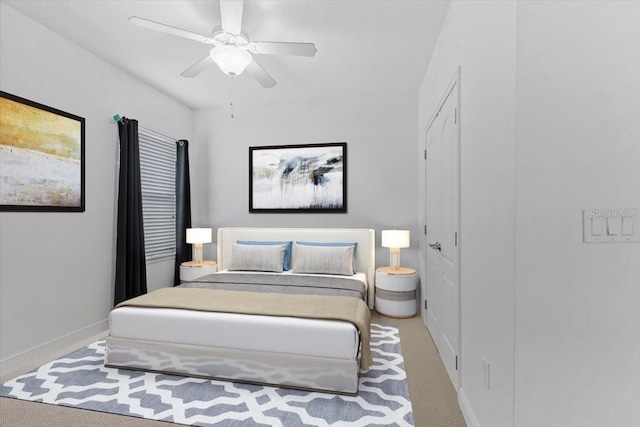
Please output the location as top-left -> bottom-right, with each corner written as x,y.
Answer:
181,272 -> 367,301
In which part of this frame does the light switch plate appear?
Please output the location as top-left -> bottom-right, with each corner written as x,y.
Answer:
583,209 -> 640,243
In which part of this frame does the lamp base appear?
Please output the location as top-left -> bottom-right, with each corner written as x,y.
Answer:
389,247 -> 400,270
192,243 -> 203,265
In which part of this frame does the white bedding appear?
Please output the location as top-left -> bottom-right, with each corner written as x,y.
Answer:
110,271 -> 367,361
109,307 -> 359,360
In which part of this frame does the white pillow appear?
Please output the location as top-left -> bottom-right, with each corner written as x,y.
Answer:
228,244 -> 286,273
291,243 -> 355,276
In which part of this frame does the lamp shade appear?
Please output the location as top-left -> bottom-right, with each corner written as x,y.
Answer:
381,230 -> 410,249
210,46 -> 252,76
186,228 -> 212,244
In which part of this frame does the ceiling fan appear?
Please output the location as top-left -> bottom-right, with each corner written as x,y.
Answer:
129,0 -> 317,88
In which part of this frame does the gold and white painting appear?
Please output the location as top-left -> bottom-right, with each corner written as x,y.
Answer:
0,92 -> 85,211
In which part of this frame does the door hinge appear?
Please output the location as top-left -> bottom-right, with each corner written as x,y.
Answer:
424,225 -> 427,235
424,300 -> 428,310
455,355 -> 458,370
455,108 -> 458,124
424,149 -> 427,160
455,232 -> 457,246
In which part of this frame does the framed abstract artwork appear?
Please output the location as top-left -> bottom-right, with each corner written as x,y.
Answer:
0,91 -> 85,212
249,142 -> 347,213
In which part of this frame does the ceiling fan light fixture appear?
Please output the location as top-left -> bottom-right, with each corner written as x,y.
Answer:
210,45 -> 252,76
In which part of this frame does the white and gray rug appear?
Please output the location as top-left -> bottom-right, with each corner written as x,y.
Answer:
1,323 -> 413,426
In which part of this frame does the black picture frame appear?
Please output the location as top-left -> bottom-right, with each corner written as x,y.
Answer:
249,142 -> 347,213
0,91 -> 85,212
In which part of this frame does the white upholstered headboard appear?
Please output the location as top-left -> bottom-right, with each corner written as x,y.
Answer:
217,227 -> 376,309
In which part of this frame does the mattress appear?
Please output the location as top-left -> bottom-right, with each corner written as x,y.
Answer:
109,306 -> 360,360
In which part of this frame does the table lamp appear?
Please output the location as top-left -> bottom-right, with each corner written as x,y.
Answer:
186,228 -> 212,265
381,230 -> 410,271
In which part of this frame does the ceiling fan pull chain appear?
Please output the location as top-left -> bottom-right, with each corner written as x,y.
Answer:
230,76 -> 234,119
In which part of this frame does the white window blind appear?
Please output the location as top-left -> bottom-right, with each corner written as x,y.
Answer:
139,128 -> 176,260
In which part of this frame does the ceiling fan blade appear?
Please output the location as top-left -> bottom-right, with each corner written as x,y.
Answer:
180,55 -> 215,78
219,0 -> 244,35
245,60 -> 276,88
250,41 -> 317,57
129,16 -> 213,44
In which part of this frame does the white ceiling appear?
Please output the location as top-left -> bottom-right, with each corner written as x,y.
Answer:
3,0 -> 450,110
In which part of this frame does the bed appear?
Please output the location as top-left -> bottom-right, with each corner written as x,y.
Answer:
105,227 -> 375,394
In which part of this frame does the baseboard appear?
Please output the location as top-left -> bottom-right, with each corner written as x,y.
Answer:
0,319 -> 109,381
459,387 -> 481,427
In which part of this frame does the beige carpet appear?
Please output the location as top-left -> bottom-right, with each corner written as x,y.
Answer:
382,312 -> 467,427
0,311 -> 466,427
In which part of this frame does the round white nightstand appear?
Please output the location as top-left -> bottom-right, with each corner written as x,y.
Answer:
180,260 -> 218,281
375,267 -> 417,318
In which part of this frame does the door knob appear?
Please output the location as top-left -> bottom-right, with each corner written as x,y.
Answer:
428,242 -> 441,252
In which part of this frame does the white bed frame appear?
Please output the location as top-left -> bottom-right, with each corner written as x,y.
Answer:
106,227 -> 375,394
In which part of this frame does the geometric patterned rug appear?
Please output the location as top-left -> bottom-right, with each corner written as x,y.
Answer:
1,324 -> 414,426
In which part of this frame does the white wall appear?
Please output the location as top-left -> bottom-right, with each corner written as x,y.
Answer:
0,4 -> 191,370
419,1 -> 640,426
191,94 -> 419,269
418,2 -> 517,426
514,2 -> 640,426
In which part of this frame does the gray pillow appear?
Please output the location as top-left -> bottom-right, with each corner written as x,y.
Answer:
291,243 -> 355,276
228,244 -> 286,273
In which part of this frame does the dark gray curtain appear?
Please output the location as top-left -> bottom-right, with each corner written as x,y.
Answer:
174,139 -> 192,286
114,118 -> 147,305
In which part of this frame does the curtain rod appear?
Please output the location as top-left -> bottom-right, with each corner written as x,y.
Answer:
112,114 -> 178,142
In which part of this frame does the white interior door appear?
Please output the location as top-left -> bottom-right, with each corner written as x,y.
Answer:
425,76 -> 460,389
